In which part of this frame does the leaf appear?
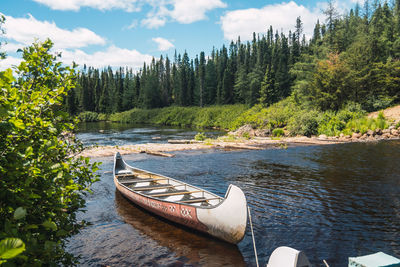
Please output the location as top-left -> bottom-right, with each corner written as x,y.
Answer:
24,224 -> 38,230
0,238 -> 26,260
42,220 -> 57,231
50,163 -> 61,170
13,207 -> 27,220
44,241 -> 56,252
25,146 -> 33,157
56,229 -> 68,237
0,107 -> 7,119
10,118 -> 25,130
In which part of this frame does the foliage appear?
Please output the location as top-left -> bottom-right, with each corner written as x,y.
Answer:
105,104 -> 247,130
242,132 -> 250,139
340,112 -> 389,135
272,128 -> 285,137
317,103 -> 365,136
194,132 -> 206,141
233,98 -> 300,130
0,40 -> 99,265
0,238 -> 26,264
287,110 -> 320,137
310,53 -> 351,111
78,111 -> 99,122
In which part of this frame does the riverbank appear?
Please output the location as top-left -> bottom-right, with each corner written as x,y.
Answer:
78,103 -> 400,158
77,101 -> 400,138
80,129 -> 400,158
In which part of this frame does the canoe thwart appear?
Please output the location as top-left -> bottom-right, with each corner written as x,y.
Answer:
146,190 -> 202,197
119,177 -> 169,184
116,174 -> 135,178
178,197 -> 206,203
179,197 -> 223,204
133,184 -> 176,191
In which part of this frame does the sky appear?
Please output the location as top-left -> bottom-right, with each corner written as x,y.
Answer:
0,0 -> 359,71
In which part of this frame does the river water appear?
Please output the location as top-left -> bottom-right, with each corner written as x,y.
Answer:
68,123 -> 400,266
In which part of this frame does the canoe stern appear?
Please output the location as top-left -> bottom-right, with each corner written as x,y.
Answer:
196,184 -> 247,244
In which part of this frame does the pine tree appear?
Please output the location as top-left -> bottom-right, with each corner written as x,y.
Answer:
199,52 -> 206,107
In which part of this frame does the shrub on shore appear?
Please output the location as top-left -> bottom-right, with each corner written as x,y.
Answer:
233,99 -> 391,137
272,128 -> 285,137
78,111 -> 99,122
1,40 -> 99,265
194,132 -> 207,141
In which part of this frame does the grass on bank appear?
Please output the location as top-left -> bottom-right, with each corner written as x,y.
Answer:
79,105 -> 248,129
77,98 -> 393,137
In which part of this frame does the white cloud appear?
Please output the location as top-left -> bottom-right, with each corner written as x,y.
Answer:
32,0 -> 141,12
32,0 -> 227,28
220,1 -> 323,41
0,56 -> 22,70
141,15 -> 167,29
2,42 -> 24,53
0,46 -> 153,71
3,14 -> 106,49
60,46 -> 153,69
0,14 -> 152,71
152,37 -> 174,51
170,0 -> 227,24
125,19 -> 138,30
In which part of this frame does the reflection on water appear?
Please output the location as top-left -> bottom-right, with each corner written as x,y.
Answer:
115,191 -> 245,266
68,137 -> 400,266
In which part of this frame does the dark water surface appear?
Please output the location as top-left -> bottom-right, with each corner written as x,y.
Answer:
68,126 -> 400,266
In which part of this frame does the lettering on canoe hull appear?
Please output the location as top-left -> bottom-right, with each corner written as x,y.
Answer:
116,181 -> 208,232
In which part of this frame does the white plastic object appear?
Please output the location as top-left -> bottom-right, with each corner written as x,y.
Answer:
267,246 -> 312,267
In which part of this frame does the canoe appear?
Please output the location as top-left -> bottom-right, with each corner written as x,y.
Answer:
113,152 -> 248,244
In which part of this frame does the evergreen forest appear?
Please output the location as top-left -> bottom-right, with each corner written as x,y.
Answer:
66,0 -> 400,118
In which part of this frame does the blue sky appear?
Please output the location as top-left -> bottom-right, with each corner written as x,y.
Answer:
0,0 -> 358,70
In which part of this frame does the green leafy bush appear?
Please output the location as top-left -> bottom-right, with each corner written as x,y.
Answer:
317,103 -> 365,136
194,132 -> 206,141
0,40 -> 99,265
232,98 -> 300,130
78,111 -> 99,122
318,112 -> 346,136
97,113 -> 109,121
363,95 -> 394,112
287,109 -> 320,137
272,128 -> 285,137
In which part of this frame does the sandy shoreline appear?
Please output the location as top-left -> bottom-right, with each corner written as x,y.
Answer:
80,135 -> 383,158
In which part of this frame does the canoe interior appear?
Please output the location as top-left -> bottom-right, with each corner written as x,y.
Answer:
115,159 -> 223,207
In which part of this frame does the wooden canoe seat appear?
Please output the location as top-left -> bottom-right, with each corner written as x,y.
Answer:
146,190 -> 202,197
133,184 -> 175,191
119,177 -> 168,185
116,174 -> 135,179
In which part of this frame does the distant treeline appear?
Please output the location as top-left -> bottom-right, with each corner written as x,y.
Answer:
64,0 -> 400,115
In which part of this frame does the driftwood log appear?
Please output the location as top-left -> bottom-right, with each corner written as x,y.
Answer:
144,150 -> 175,157
167,139 -> 203,144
